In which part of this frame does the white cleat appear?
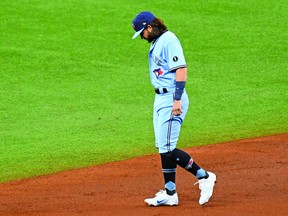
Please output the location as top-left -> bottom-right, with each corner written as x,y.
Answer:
144,190 -> 179,206
195,171 -> 217,205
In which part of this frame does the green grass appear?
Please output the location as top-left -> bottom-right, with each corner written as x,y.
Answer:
0,0 -> 287,183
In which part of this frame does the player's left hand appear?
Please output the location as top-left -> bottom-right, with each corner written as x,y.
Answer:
172,100 -> 182,116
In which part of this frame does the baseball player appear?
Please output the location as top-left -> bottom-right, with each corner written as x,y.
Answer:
131,11 -> 217,206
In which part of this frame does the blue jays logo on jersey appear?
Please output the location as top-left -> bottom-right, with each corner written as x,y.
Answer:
153,68 -> 164,79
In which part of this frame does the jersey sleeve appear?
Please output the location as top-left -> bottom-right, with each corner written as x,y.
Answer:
164,38 -> 187,72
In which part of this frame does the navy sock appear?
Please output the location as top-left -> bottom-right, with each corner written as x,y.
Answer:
169,148 -> 206,177
160,153 -> 177,195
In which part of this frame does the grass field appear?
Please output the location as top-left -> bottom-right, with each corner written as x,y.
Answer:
0,0 -> 287,183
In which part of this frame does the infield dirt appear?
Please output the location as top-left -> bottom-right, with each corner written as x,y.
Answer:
0,133 -> 287,216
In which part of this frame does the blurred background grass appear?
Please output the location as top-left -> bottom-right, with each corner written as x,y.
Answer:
0,0 -> 287,182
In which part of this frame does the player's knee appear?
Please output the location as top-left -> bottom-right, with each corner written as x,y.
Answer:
160,151 -> 174,160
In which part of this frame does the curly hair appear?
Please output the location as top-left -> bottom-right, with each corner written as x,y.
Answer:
149,18 -> 168,41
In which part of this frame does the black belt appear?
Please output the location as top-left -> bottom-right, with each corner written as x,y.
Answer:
155,88 -> 168,94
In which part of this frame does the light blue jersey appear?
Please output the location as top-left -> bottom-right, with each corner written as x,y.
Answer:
148,31 -> 189,153
149,31 -> 187,89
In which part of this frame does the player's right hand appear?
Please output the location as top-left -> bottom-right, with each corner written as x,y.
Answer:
172,100 -> 182,116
